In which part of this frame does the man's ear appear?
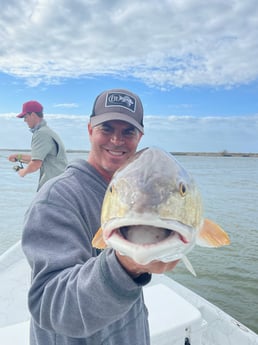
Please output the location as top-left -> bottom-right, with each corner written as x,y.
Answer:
88,123 -> 93,136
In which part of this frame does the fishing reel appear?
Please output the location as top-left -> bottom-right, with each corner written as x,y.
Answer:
13,159 -> 24,172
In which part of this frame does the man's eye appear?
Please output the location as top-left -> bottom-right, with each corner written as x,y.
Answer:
124,130 -> 137,136
101,126 -> 112,133
123,127 -> 136,135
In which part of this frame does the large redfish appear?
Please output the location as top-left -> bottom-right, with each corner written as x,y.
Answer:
92,147 -> 230,275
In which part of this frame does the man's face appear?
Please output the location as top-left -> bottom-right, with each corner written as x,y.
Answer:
88,120 -> 143,181
23,112 -> 39,128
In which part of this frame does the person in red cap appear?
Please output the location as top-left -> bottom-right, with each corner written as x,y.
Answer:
8,100 -> 68,191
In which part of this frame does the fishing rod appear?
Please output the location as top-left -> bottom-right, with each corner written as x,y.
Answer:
13,158 -> 24,172
0,154 -> 24,172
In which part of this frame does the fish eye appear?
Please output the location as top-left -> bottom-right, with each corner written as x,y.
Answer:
179,182 -> 187,196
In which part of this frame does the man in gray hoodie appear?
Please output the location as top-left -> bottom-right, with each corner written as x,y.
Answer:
22,89 -> 179,345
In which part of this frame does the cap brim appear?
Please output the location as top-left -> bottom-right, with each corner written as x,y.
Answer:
90,112 -> 144,133
16,112 -> 26,118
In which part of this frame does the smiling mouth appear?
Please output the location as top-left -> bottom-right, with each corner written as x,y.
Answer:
107,150 -> 125,156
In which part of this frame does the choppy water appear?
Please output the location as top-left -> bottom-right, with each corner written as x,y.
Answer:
0,151 -> 257,333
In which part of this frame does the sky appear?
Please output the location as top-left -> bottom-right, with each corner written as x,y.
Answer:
0,0 -> 258,153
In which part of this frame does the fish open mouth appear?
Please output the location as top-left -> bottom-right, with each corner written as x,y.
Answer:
106,224 -> 191,265
114,225 -> 188,245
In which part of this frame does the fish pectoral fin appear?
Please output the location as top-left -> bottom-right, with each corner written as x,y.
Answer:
196,218 -> 230,247
92,227 -> 107,249
182,255 -> 196,277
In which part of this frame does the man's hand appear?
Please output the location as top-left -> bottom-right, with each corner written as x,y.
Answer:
115,251 -> 179,278
8,154 -> 20,162
18,169 -> 27,177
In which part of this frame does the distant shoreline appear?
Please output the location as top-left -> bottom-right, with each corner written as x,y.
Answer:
1,148 -> 258,157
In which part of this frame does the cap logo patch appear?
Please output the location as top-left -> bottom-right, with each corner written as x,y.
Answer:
106,92 -> 136,112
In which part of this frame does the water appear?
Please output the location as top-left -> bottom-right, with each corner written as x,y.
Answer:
0,151 -> 257,334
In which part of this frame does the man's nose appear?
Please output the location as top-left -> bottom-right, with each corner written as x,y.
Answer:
110,132 -> 125,144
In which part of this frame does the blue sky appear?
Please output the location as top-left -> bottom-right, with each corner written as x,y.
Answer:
1,1 -> 258,152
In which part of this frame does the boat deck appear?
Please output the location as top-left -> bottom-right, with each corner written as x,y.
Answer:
0,242 -> 258,345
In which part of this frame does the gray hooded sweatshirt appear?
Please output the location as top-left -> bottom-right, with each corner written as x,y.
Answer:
22,159 -> 151,345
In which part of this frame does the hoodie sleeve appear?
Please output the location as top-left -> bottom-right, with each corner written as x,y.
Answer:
22,177 -> 146,338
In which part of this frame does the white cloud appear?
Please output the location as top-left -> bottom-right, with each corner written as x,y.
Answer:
53,103 -> 79,108
1,0 -> 258,88
1,113 -> 257,152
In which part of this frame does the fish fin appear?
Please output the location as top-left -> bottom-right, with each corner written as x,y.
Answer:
92,228 -> 107,249
197,218 -> 230,247
182,255 -> 197,277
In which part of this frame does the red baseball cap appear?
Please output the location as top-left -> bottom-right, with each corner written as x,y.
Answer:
17,101 -> 43,118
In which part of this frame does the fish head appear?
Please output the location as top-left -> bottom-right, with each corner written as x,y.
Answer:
97,147 -> 203,264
